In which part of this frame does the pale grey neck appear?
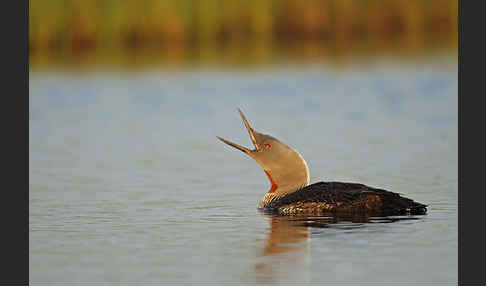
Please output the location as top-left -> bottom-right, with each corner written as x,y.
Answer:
272,148 -> 309,193
258,149 -> 310,208
280,149 -> 310,192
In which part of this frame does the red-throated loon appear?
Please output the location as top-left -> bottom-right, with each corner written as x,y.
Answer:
217,108 -> 427,216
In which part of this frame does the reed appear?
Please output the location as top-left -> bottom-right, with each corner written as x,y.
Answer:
30,0 -> 457,60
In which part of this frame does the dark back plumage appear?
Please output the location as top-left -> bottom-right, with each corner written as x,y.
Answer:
263,182 -> 427,216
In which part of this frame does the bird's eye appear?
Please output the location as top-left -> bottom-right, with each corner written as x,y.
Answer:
265,143 -> 271,149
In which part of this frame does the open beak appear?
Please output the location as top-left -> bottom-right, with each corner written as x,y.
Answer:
217,108 -> 260,154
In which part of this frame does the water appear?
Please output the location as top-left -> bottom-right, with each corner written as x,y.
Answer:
29,62 -> 457,286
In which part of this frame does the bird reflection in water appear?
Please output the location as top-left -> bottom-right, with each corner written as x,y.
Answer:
253,210 -> 421,284
254,212 -> 311,285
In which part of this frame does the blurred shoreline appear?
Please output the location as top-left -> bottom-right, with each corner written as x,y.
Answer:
30,44 -> 457,71
30,0 -> 457,70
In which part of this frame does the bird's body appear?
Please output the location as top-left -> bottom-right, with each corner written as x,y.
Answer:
218,109 -> 427,216
259,181 -> 427,215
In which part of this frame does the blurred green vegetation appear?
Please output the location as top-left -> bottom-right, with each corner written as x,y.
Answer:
30,0 -> 457,68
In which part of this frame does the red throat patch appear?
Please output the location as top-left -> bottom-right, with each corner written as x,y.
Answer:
264,170 -> 278,193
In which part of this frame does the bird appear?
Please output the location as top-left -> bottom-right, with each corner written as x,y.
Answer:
217,108 -> 427,216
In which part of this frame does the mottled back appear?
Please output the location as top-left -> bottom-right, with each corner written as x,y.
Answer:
263,182 -> 427,216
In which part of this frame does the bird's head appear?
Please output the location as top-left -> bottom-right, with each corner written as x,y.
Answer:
217,108 -> 310,204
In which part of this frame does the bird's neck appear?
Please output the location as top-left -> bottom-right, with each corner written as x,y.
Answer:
258,150 -> 310,208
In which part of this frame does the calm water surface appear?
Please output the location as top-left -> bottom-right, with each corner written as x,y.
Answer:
30,62 -> 457,286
